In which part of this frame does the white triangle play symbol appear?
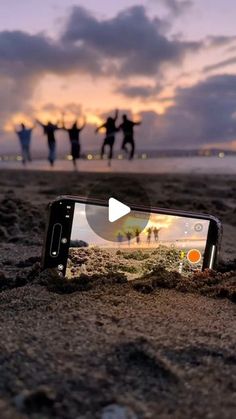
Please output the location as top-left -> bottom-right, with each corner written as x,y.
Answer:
108,198 -> 131,223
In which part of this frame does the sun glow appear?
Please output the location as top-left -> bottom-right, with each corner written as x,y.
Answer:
4,113 -> 35,132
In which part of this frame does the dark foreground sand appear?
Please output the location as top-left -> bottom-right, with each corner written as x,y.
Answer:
0,169 -> 235,419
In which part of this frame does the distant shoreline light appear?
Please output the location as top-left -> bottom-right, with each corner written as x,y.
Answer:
0,149 -> 236,162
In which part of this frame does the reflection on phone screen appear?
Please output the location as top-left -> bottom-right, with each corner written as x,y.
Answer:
66,203 -> 210,279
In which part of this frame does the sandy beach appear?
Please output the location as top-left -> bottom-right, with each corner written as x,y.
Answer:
0,169 -> 235,419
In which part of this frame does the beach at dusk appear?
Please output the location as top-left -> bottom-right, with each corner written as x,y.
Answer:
1,155 -> 236,174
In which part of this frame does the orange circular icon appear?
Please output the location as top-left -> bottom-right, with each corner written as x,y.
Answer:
187,249 -> 202,264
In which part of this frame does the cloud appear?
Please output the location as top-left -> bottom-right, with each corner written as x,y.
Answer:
0,5 -> 202,132
0,3 -> 205,143
61,5 -> 201,76
160,0 -> 193,16
203,56 -> 236,73
106,75 -> 236,151
115,83 -> 163,99
82,74 -> 236,151
206,35 -> 236,48
157,74 -> 236,147
0,73 -> 36,131
0,29 -> 103,130
0,30 -> 101,79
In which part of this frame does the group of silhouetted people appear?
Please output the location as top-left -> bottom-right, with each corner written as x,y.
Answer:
117,226 -> 161,246
15,110 -> 142,168
95,110 -> 141,166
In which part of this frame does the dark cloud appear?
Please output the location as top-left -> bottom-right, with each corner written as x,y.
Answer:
0,29 -> 102,128
203,56 -> 236,73
157,74 -> 236,147
201,37 -> 236,74
160,0 -> 193,16
0,30 -> 101,78
116,83 -> 163,99
206,35 -> 236,48
0,6 -> 202,131
0,73 -> 35,126
61,5 -> 201,76
86,75 -> 236,150
108,75 -> 236,150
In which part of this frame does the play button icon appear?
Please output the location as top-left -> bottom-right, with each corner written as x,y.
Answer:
109,198 -> 131,223
85,177 -> 151,243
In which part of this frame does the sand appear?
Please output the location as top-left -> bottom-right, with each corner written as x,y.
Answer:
0,169 -> 235,419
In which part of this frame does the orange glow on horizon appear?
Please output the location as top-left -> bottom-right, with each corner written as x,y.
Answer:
202,140 -> 236,151
4,103 -> 171,133
3,71 -> 175,133
4,111 -> 105,132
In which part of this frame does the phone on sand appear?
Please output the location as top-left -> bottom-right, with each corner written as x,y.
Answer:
42,196 -> 222,279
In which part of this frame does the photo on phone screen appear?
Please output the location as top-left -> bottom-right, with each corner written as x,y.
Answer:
64,201 -> 216,280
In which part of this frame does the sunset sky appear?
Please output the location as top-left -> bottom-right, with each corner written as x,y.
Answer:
71,203 -> 210,249
1,0 -> 236,154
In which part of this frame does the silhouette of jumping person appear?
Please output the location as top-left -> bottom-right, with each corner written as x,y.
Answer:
36,119 -> 60,166
15,123 -> 35,165
147,227 -> 152,244
153,227 -> 161,242
117,232 -> 124,245
95,110 -> 119,166
119,114 -> 141,160
135,228 -> 141,245
62,116 -> 86,169
126,231 -> 133,246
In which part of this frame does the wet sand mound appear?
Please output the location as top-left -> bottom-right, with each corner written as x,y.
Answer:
1,259 -> 235,304
132,267 -> 236,302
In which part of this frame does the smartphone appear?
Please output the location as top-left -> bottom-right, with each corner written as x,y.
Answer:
42,196 -> 222,279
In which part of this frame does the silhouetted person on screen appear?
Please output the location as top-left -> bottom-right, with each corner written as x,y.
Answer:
135,228 -> 141,245
95,110 -> 119,166
153,227 -> 161,242
15,123 -> 35,165
117,232 -> 124,246
62,116 -> 86,169
36,120 -> 60,166
119,114 -> 141,160
147,227 -> 152,244
126,231 -> 133,246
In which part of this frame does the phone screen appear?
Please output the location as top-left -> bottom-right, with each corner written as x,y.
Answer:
65,202 -> 211,279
